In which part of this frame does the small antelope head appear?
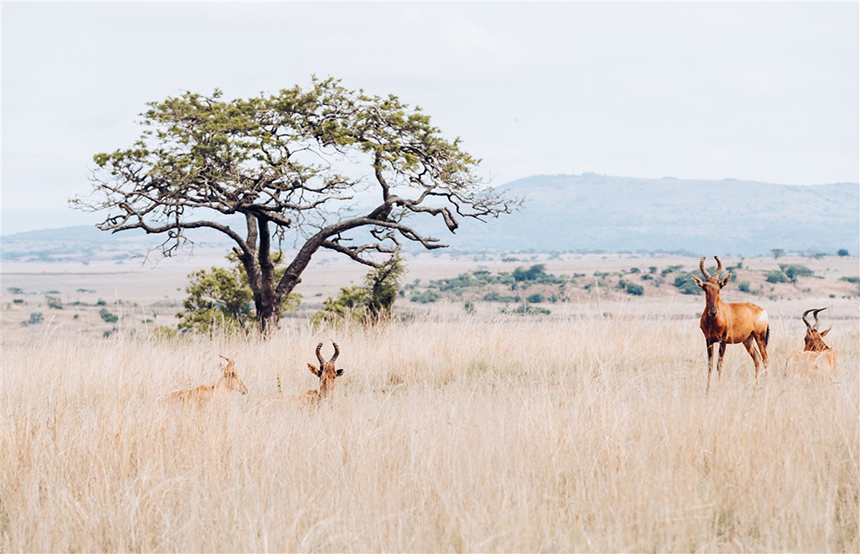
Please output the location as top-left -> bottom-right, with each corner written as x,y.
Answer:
691,256 -> 732,317
218,355 -> 249,395
801,308 -> 832,352
306,341 -> 344,398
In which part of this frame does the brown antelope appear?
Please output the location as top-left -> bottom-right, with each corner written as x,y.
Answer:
787,307 -> 838,378
170,355 -> 249,402
692,256 -> 770,391
295,341 -> 344,406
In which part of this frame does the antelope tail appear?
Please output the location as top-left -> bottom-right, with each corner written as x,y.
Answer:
765,325 -> 770,347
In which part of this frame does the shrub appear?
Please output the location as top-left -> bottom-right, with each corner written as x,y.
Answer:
624,283 -> 644,296
738,281 -> 751,293
410,290 -> 441,304
503,305 -> 551,315
839,276 -> 860,284
46,296 -> 63,310
837,249 -> 849,257
765,271 -> 787,284
27,312 -> 43,325
779,264 -> 813,283
674,275 -> 700,295
99,308 -> 119,323
483,292 -> 518,303
526,293 -> 544,304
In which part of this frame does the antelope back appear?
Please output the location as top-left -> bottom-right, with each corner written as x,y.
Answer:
788,350 -> 839,379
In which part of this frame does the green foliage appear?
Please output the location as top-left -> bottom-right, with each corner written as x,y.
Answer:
46,296 -> 63,310
8,288 -> 23,294
27,312 -> 43,325
674,275 -> 701,295
503,304 -> 551,316
778,264 -> 814,283
99,308 -> 119,323
624,282 -> 644,296
513,264 -> 562,283
312,286 -> 370,326
312,257 -> 404,327
738,281 -> 751,293
483,291 -> 520,303
151,326 -> 182,340
765,270 -> 788,284
839,276 -> 860,284
179,254 -> 300,333
837,249 -> 850,257
526,293 -> 545,304
411,290 -> 441,304
661,265 -> 683,277
364,256 -> 405,323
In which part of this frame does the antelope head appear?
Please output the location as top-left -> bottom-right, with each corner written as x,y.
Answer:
307,342 -> 344,398
217,355 -> 249,395
691,256 -> 732,318
801,308 -> 832,352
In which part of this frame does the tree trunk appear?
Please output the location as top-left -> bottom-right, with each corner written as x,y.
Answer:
258,301 -> 280,335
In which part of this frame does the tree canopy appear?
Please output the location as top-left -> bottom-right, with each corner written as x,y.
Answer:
74,78 -> 517,332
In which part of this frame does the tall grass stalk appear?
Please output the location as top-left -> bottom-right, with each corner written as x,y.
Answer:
2,312 -> 857,552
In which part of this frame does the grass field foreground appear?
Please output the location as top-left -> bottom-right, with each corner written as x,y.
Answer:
2,313 -> 858,552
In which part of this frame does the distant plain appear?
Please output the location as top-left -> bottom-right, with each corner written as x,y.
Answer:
2,253 -> 858,551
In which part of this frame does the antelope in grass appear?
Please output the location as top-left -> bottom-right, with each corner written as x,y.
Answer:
786,308 -> 838,378
692,256 -> 770,391
296,341 -> 344,407
170,355 -> 248,402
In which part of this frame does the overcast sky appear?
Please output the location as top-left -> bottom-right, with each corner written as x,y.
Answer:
2,1 -> 858,234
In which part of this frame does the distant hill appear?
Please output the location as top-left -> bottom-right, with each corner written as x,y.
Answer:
448,174 -> 859,256
2,174 -> 857,261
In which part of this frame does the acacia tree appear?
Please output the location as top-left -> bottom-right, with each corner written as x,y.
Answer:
74,78 -> 516,333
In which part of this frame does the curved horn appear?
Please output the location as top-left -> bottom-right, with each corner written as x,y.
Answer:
699,256 -> 710,279
329,341 -> 340,364
315,342 -> 324,367
714,256 -> 723,276
801,309 -> 814,330
811,307 -> 827,330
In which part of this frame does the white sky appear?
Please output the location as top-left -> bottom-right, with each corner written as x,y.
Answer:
2,1 -> 858,234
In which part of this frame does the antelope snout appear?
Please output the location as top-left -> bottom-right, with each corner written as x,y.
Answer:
708,308 -> 718,318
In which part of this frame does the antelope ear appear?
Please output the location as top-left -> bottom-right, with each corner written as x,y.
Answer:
820,327 -> 832,337
336,369 -> 344,377
720,273 -> 732,287
307,363 -> 321,377
691,275 -> 704,288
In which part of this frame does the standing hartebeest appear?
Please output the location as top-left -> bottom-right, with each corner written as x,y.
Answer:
296,341 -> 345,406
786,307 -> 838,378
170,355 -> 249,402
691,256 -> 770,391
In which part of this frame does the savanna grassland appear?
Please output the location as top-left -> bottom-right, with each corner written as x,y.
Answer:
1,255 -> 858,552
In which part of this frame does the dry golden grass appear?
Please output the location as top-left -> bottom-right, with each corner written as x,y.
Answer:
2,311 -> 858,552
